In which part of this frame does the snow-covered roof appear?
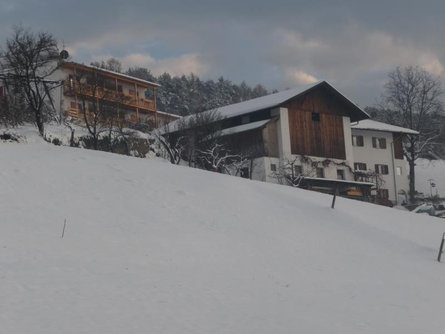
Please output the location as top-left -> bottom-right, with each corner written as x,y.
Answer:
219,119 -> 271,137
62,62 -> 160,87
167,81 -> 369,133
157,110 -> 181,118
351,119 -> 419,135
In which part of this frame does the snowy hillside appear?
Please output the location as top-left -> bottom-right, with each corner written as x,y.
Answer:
1,134 -> 445,334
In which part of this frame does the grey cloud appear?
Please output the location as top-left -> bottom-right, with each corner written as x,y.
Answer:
1,0 -> 445,106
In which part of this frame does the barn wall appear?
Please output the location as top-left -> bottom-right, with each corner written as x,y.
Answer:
262,120 -> 279,158
284,88 -> 347,160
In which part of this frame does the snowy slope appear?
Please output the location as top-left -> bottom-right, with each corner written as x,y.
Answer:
1,136 -> 445,334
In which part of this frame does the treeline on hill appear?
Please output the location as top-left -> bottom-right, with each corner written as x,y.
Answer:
92,58 -> 270,116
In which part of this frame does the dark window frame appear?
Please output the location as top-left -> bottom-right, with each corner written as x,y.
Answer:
354,162 -> 367,171
352,135 -> 364,147
372,137 -> 387,149
337,169 -> 345,180
375,164 -> 389,175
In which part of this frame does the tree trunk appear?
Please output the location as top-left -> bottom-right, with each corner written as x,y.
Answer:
35,110 -> 44,136
408,158 -> 416,203
69,129 -> 75,147
93,136 -> 98,150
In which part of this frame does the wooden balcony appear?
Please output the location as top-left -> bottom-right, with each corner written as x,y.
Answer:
63,82 -> 156,112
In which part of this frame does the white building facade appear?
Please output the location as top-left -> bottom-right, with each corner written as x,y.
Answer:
350,120 -> 418,204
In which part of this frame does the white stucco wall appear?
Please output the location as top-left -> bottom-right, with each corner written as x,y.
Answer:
46,67 -> 66,119
352,129 -> 409,203
343,116 -> 354,167
274,107 -> 292,159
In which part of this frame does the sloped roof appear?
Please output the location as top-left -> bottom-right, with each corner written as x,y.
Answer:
167,81 -> 369,132
218,119 -> 271,137
62,62 -> 160,87
351,119 -> 419,135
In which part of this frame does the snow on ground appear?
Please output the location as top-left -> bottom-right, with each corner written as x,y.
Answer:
416,158 -> 445,198
1,129 -> 445,334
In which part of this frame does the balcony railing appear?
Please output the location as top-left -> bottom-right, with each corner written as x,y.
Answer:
63,82 -> 155,111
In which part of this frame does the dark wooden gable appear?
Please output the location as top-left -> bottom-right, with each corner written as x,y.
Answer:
283,84 -> 348,159
393,133 -> 404,160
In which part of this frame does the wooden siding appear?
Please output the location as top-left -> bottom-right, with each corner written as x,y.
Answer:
284,87 -> 346,159
221,128 -> 266,158
262,120 -> 279,157
283,85 -> 350,117
393,134 -> 404,159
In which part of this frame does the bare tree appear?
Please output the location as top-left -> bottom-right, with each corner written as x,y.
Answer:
152,128 -> 184,164
72,68 -> 124,150
196,143 -> 250,175
1,26 -> 60,135
165,109 -> 222,166
382,66 -> 443,202
0,77 -> 29,126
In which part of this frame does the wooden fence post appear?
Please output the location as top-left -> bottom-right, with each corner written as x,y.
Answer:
331,186 -> 339,209
438,233 -> 445,262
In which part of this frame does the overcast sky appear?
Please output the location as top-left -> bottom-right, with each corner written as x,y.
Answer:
1,0 -> 444,106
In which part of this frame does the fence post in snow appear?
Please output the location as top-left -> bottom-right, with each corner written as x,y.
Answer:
61,219 -> 67,238
331,186 -> 339,209
437,233 -> 445,262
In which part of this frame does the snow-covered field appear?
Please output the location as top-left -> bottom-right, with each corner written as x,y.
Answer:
1,129 -> 445,334
416,158 -> 445,198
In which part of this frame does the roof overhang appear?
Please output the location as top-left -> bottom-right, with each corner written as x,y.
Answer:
61,61 -> 160,87
351,119 -> 419,135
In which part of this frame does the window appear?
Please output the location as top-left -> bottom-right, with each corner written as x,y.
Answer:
117,85 -> 123,93
129,89 -> 136,96
375,164 -> 389,175
354,162 -> 367,171
396,166 -> 402,176
337,169 -> 345,180
372,137 -> 387,149
270,164 -> 277,172
352,135 -> 364,147
0,86 -> 3,98
379,138 -> 387,149
316,167 -> 324,178
293,165 -> 303,175
240,167 -> 249,179
311,112 -> 320,122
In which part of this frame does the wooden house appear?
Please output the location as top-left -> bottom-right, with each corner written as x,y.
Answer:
166,81 -> 417,204
50,62 -> 180,128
